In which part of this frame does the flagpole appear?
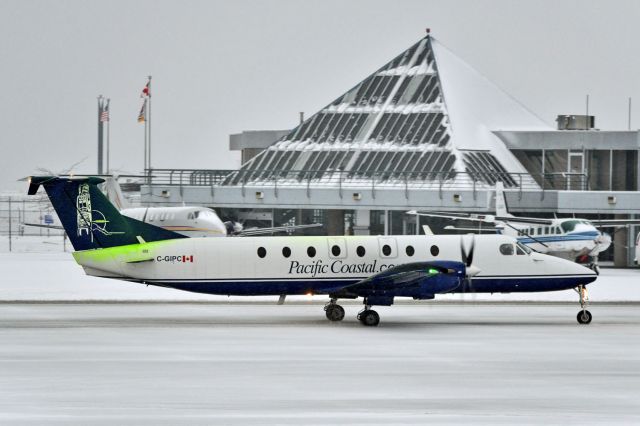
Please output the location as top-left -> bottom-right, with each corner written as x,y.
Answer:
144,100 -> 148,179
97,95 -> 104,175
106,98 -> 110,174
147,75 -> 152,183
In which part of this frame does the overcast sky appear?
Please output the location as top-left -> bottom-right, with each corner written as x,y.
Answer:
1,0 -> 639,191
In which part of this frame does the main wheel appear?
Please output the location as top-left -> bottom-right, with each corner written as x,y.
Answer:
359,310 -> 380,327
577,310 -> 592,324
325,304 -> 345,322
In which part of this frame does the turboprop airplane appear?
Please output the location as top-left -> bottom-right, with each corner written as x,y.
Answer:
28,176 -> 598,326
409,182 -> 640,274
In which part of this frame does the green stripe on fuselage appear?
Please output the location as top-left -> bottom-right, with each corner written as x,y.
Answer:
72,239 -> 184,265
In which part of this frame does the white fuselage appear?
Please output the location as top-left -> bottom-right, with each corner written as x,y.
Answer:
121,207 -> 227,238
74,234 -> 596,296
500,219 -> 610,260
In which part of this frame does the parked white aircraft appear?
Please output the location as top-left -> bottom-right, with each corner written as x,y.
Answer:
104,176 -> 320,238
409,182 -> 640,273
28,176 -> 598,326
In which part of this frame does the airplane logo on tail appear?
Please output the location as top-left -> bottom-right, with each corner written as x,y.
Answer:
76,183 -> 124,241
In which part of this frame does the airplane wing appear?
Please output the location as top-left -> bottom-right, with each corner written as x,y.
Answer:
22,222 -> 65,230
589,219 -> 640,228
236,223 -> 323,236
408,210 -> 554,225
330,261 -> 464,300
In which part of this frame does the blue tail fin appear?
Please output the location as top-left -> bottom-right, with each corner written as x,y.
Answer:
28,176 -> 186,251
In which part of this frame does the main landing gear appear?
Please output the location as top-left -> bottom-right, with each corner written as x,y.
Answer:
324,299 -> 345,322
324,298 -> 381,326
575,285 -> 592,325
357,306 -> 380,327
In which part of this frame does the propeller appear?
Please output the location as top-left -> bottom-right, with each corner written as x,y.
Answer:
460,234 -> 481,278
460,234 -> 481,298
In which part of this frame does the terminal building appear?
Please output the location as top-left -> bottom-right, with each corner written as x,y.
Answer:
142,33 -> 640,265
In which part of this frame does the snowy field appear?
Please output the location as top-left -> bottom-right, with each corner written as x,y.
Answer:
0,303 -> 639,424
1,237 -> 640,424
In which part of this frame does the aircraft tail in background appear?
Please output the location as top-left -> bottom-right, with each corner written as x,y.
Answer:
494,181 -> 513,217
27,176 -> 186,251
103,176 -> 129,210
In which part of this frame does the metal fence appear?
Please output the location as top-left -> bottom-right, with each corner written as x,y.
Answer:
0,196 -> 66,252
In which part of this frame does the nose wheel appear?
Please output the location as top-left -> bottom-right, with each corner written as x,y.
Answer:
575,285 -> 592,324
324,299 -> 345,322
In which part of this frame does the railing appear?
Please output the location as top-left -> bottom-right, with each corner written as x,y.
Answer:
145,169 -> 234,186
144,168 -> 592,195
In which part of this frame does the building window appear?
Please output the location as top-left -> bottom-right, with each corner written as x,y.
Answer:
405,245 -> 415,256
257,247 -> 267,258
282,247 -> 291,258
356,246 -> 366,257
331,245 -> 341,257
430,245 -> 439,256
307,246 -> 316,258
382,244 -> 392,256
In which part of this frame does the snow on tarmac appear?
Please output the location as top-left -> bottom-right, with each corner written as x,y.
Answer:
1,238 -> 640,424
0,303 -> 639,425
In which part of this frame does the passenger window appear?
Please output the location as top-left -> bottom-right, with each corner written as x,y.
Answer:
257,247 -> 266,258
499,243 -> 514,255
331,245 -> 341,257
382,244 -> 392,256
356,246 -> 366,257
282,247 -> 291,258
405,245 -> 415,257
307,246 -> 316,258
430,245 -> 439,256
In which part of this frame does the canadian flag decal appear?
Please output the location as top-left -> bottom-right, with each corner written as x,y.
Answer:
183,255 -> 194,263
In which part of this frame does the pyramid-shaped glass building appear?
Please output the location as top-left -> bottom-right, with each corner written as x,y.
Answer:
224,33 -> 550,189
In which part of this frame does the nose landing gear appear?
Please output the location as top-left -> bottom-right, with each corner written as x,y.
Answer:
575,285 -> 592,324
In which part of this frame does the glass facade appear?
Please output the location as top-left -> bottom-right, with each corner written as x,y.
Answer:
513,149 -> 638,191
223,35 -> 515,188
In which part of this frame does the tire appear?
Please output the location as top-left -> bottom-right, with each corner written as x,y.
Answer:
361,310 -> 380,327
577,310 -> 592,324
325,305 -> 345,322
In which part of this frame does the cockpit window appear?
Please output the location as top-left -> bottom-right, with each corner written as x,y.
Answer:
561,219 -> 591,233
516,245 -> 525,255
499,243 -> 514,255
517,242 -> 532,254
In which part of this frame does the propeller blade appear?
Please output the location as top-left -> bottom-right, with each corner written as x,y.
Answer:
466,235 -> 475,267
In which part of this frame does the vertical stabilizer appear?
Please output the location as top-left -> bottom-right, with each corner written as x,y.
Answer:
104,176 -> 129,210
494,181 -> 512,217
27,176 -> 186,251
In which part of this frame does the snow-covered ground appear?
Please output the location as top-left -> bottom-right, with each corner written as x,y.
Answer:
0,303 -> 639,424
1,240 -> 639,302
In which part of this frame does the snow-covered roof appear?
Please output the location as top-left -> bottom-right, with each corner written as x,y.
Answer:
224,34 -> 547,188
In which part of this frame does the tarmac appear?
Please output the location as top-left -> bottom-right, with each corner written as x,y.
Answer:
1,302 -> 639,425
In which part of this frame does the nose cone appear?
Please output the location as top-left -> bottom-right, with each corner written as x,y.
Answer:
570,261 -> 598,284
535,252 -> 598,285
596,232 -> 612,252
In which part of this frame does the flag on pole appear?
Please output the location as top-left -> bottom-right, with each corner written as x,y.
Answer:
140,80 -> 150,98
100,99 -> 110,122
137,98 -> 147,123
